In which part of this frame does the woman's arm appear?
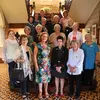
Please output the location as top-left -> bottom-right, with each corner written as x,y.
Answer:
33,45 -> 39,72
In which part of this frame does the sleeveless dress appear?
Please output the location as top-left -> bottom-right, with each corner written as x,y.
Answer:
36,43 -> 51,83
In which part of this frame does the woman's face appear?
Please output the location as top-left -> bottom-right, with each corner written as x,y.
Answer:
29,17 -> 33,23
71,42 -> 78,51
53,17 -> 59,23
36,27 -> 42,33
57,39 -> 63,47
25,28 -> 31,35
40,10 -> 45,17
73,23 -> 79,31
35,14 -> 39,20
63,12 -> 68,17
21,37 -> 28,45
85,35 -> 91,42
41,34 -> 48,42
8,31 -> 15,39
42,19 -> 46,26
55,26 -> 60,33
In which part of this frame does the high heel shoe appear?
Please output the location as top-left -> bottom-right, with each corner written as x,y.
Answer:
45,93 -> 49,99
38,92 -> 43,100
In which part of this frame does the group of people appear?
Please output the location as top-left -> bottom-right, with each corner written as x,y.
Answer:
2,9 -> 99,100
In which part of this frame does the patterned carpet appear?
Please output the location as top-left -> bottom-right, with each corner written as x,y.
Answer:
0,64 -> 100,100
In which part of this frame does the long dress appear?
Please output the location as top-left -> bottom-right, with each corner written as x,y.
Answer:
36,43 -> 51,83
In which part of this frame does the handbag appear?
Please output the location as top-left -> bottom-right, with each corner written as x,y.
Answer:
12,62 -> 24,82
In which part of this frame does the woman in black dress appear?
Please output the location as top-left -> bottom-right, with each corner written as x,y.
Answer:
51,36 -> 68,98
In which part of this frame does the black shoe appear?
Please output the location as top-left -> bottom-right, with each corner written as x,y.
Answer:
75,96 -> 80,100
68,93 -> 73,97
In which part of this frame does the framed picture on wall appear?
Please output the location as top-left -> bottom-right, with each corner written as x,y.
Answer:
86,27 -> 91,33
91,24 -> 97,38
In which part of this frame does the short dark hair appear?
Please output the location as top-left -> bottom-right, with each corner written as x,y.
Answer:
28,16 -> 33,22
57,36 -> 64,41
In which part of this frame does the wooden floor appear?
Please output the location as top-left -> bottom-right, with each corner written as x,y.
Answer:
0,64 -> 100,100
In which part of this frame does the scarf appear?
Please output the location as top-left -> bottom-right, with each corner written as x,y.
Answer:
19,45 -> 32,80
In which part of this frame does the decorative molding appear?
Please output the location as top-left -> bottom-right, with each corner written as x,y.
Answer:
79,23 -> 85,28
9,23 -> 26,28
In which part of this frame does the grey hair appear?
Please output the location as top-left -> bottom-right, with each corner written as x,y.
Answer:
54,24 -> 61,31
24,26 -> 31,32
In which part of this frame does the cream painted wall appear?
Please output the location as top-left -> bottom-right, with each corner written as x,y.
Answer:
0,6 -> 5,58
10,28 -> 25,35
0,0 -> 28,23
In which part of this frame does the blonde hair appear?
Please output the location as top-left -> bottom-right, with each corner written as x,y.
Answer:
85,33 -> 92,38
42,18 -> 47,21
72,22 -> 79,28
35,24 -> 42,29
70,40 -> 79,45
53,15 -> 59,20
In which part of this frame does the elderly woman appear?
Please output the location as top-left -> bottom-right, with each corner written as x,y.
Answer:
52,15 -> 63,32
26,16 -> 35,40
67,22 -> 83,48
2,30 -> 19,88
33,13 -> 40,26
81,34 -> 99,86
41,18 -> 48,32
49,24 -> 66,48
34,24 -> 43,43
51,36 -> 68,98
15,34 -> 33,99
34,32 -> 51,99
24,26 -> 34,51
67,40 -> 84,99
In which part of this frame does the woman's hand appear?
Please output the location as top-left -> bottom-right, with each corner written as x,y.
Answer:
56,67 -> 61,73
16,58 -> 25,63
35,66 -> 39,72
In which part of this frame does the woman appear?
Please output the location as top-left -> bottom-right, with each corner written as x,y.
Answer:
81,34 -> 99,86
2,30 -> 19,87
41,17 -> 48,32
49,24 -> 66,48
60,10 -> 73,32
39,9 -> 45,21
33,13 -> 40,26
51,36 -> 68,98
34,24 -> 43,43
67,22 -> 83,48
26,16 -> 35,40
52,15 -> 63,32
15,35 -> 33,99
24,26 -> 34,51
67,40 -> 84,99
34,32 -> 51,99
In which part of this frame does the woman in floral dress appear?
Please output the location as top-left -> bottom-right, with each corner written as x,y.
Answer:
34,32 -> 51,99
